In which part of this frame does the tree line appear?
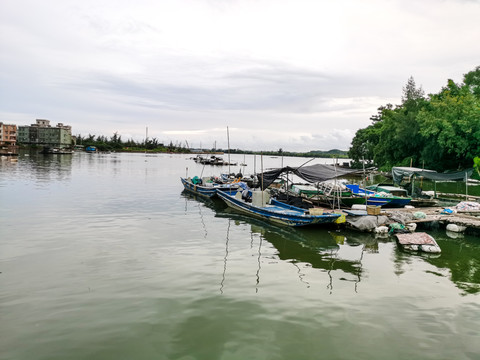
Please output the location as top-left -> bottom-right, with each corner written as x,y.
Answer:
75,133 -> 348,158
75,133 -> 189,153
348,66 -> 480,172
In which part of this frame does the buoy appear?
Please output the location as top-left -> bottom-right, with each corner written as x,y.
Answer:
406,223 -> 417,232
374,226 -> 389,234
446,223 -> 466,233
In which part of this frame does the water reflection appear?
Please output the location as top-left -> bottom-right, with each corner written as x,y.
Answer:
427,232 -> 480,295
254,229 -> 263,293
3,150 -> 74,184
220,219 -> 231,294
389,227 -> 480,295
181,190 -> 480,296
214,205 -> 375,293
181,190 -> 380,293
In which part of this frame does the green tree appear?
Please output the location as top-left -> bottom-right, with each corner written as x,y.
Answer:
351,76 -> 426,170
348,121 -> 382,167
474,157 -> 480,176
417,79 -> 480,170
464,66 -> 480,98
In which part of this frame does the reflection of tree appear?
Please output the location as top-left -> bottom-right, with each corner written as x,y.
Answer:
392,231 -> 480,295
428,234 -> 480,295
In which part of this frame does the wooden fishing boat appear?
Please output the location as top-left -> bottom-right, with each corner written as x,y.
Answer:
180,177 -> 239,198
216,189 -> 340,227
271,186 -> 365,209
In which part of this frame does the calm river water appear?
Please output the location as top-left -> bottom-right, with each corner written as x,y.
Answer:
1,152 -> 480,360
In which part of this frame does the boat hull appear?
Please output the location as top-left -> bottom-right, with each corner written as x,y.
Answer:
180,177 -> 238,198
217,190 -> 340,227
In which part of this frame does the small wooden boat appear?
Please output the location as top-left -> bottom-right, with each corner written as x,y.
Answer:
216,189 -> 341,227
180,177 -> 239,198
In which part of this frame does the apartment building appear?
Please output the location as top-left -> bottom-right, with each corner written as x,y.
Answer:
17,119 -> 73,148
0,122 -> 17,146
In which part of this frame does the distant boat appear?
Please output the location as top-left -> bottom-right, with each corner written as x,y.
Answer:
216,189 -> 341,227
85,146 -> 97,153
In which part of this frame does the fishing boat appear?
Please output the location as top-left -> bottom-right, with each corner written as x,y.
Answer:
313,180 -> 367,208
216,189 -> 341,227
180,177 -> 239,198
346,184 -> 408,207
255,164 -> 364,210
270,181 -> 365,209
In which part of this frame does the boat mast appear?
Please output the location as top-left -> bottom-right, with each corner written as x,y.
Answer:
334,159 -> 340,210
145,126 -> 148,154
362,156 -> 367,204
261,152 -> 264,205
227,126 -> 231,174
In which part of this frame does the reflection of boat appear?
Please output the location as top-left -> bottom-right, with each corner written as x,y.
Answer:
40,146 -> 74,155
217,189 -> 340,227
180,177 -> 238,198
184,189 -> 378,292
249,224 -> 371,287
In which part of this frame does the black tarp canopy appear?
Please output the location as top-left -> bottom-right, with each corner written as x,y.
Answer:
257,164 -> 360,190
392,166 -> 473,184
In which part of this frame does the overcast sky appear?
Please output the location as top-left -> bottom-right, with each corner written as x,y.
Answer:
1,0 -> 479,151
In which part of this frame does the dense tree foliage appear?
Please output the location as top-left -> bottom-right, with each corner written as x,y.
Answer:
75,133 -> 189,153
348,67 -> 480,172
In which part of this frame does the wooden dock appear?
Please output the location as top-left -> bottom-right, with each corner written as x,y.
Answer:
381,207 -> 480,234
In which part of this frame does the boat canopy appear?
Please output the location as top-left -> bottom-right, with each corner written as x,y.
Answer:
258,164 -> 359,190
392,166 -> 473,184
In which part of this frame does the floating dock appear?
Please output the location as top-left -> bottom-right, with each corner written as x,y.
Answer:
384,207 -> 480,233
341,205 -> 480,235
395,232 -> 441,253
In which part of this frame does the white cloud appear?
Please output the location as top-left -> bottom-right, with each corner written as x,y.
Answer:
1,0 -> 479,151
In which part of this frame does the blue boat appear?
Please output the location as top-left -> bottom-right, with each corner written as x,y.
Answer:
346,184 -> 410,207
365,184 -> 412,207
180,177 -> 239,198
216,189 -> 341,227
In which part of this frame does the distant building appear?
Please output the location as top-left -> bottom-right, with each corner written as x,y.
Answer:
0,122 -> 17,146
17,119 -> 74,148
